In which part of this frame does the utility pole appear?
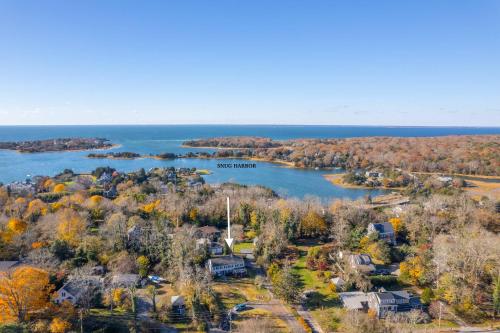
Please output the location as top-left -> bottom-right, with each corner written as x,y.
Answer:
79,309 -> 83,333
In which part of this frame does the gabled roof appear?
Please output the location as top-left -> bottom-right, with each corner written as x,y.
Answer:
352,254 -> 372,266
58,277 -> 102,300
111,273 -> 140,286
375,290 -> 411,302
339,292 -> 369,310
370,222 -> 394,234
171,295 -> 185,306
209,255 -> 244,266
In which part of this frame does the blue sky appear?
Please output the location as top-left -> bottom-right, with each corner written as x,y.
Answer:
0,0 -> 499,126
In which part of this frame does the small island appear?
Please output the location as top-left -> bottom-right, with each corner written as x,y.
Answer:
88,151 -> 141,159
0,137 -> 113,153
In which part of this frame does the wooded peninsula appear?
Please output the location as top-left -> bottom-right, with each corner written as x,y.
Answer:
0,138 -> 113,153
183,135 -> 500,176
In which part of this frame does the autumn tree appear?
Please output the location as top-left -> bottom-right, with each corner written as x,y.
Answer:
269,262 -> 302,304
300,210 -> 327,238
136,256 -> 150,278
0,266 -> 53,323
49,317 -> 71,333
56,209 -> 87,247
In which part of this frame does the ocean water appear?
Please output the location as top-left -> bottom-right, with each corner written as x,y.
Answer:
0,125 -> 499,200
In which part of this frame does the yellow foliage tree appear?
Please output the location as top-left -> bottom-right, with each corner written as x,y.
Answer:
400,256 -> 425,285
31,241 -> 44,249
49,317 -> 71,333
1,218 -> 27,243
300,210 -> 327,237
389,217 -> 403,234
143,200 -> 160,214
56,209 -> 87,246
26,199 -> 48,217
0,266 -> 54,323
250,210 -> 258,229
277,199 -> 291,223
53,184 -> 66,193
89,195 -> 103,205
14,197 -> 26,205
43,179 -> 54,189
7,218 -> 27,234
188,207 -> 198,221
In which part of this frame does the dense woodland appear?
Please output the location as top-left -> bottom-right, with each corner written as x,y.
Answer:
184,135 -> 500,175
0,138 -> 112,153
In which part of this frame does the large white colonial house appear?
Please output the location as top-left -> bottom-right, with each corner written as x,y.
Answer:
207,255 -> 246,276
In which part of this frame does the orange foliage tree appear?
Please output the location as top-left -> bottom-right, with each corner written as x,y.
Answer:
49,317 -> 71,333
53,184 -> 66,193
0,266 -> 54,323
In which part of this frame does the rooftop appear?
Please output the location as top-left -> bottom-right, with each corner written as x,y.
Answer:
209,255 -> 244,266
339,292 -> 369,310
370,222 -> 394,234
0,261 -> 20,273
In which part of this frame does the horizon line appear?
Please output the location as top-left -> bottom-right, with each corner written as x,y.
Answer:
1,123 -> 500,129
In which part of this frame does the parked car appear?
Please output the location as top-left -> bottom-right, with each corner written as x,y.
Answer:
148,275 -> 165,283
233,303 -> 247,312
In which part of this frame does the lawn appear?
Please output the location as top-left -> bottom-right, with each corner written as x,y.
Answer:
310,307 -> 344,332
292,245 -> 329,293
213,277 -> 270,309
292,243 -> 343,332
233,308 -> 291,333
234,241 -> 254,253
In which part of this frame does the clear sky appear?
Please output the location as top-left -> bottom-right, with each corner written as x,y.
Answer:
1,0 -> 499,126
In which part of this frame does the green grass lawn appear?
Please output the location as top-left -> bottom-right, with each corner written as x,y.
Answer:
292,246 -> 329,292
234,241 -> 254,253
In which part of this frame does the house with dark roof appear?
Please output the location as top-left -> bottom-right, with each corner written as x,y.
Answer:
368,289 -> 421,318
207,255 -> 246,276
368,222 -> 396,245
340,289 -> 421,318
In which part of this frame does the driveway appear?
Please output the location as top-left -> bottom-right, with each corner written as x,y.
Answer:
247,300 -> 307,333
297,305 -> 324,333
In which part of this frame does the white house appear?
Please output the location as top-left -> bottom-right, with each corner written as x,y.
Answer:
348,254 -> 376,274
54,277 -> 102,305
330,277 -> 346,290
207,255 -> 246,276
196,238 -> 224,255
367,289 -> 421,318
171,295 -> 186,314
